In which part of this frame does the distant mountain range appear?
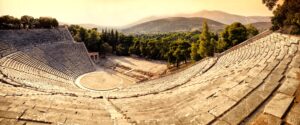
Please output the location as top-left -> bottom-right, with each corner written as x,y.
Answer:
121,17 -> 226,34
121,10 -> 271,34
62,10 -> 272,34
250,22 -> 272,32
180,10 -> 271,25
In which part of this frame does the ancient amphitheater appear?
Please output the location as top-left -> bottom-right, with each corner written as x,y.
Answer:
0,28 -> 299,125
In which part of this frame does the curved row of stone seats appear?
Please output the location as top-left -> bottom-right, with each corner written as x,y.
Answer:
218,44 -> 300,125
0,41 -> 17,58
0,28 -> 96,94
0,69 -> 95,96
247,37 -> 300,125
0,51 -> 88,93
21,46 -> 77,79
0,28 -> 73,48
178,33 -> 280,89
0,51 -> 72,81
36,42 -> 95,78
110,33 -> 300,124
217,30 -> 273,57
105,57 -> 216,98
0,81 -> 46,96
0,88 -> 114,125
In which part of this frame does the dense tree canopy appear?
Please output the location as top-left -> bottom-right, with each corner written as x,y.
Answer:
0,15 -> 59,29
246,24 -> 259,38
20,15 -> 35,29
0,15 -> 21,29
190,42 -> 201,62
129,31 -> 199,62
68,22 -> 257,66
38,17 -> 58,28
68,25 -> 135,56
221,22 -> 248,46
215,22 -> 259,53
166,39 -> 191,67
263,0 -> 300,34
116,35 -> 134,56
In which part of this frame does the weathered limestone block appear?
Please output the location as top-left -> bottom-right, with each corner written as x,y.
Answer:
286,103 -> 300,125
212,120 -> 230,125
287,68 -> 300,79
264,93 -> 294,118
250,113 -> 281,125
221,89 -> 269,125
221,84 -> 253,102
20,108 -> 67,123
278,78 -> 299,96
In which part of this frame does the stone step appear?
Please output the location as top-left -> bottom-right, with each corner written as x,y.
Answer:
250,113 -> 282,125
264,93 -> 294,118
285,103 -> 300,125
278,78 -> 300,96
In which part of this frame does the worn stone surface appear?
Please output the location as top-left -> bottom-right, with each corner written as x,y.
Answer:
222,84 -> 253,101
250,113 -> 281,125
265,74 -> 284,83
287,68 -> 300,79
278,78 -> 300,96
264,93 -> 294,118
212,120 -> 230,125
0,110 -> 22,119
209,99 -> 236,117
220,89 -> 268,125
193,112 -> 215,125
0,118 -> 25,125
286,103 -> 300,125
20,108 -> 66,123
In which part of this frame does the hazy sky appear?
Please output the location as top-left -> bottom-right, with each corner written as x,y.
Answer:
0,0 -> 273,27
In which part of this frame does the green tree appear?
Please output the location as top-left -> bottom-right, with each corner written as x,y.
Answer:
116,35 -> 133,56
0,15 -> 60,29
21,15 -> 34,28
263,0 -> 300,34
198,21 -> 214,58
166,42 -> 178,67
68,25 -> 80,36
79,27 -> 88,42
158,39 -> 170,60
86,29 -> 101,52
129,38 -> 141,56
101,42 -> 112,54
221,22 -> 248,46
146,39 -> 160,59
216,38 -> 228,53
246,24 -> 259,38
38,17 -> 58,28
167,39 -> 190,67
190,42 -> 201,62
177,39 -> 191,63
0,15 -> 20,29
209,38 -> 216,55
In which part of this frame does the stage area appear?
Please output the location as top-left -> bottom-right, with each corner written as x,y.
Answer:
75,70 -> 134,91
